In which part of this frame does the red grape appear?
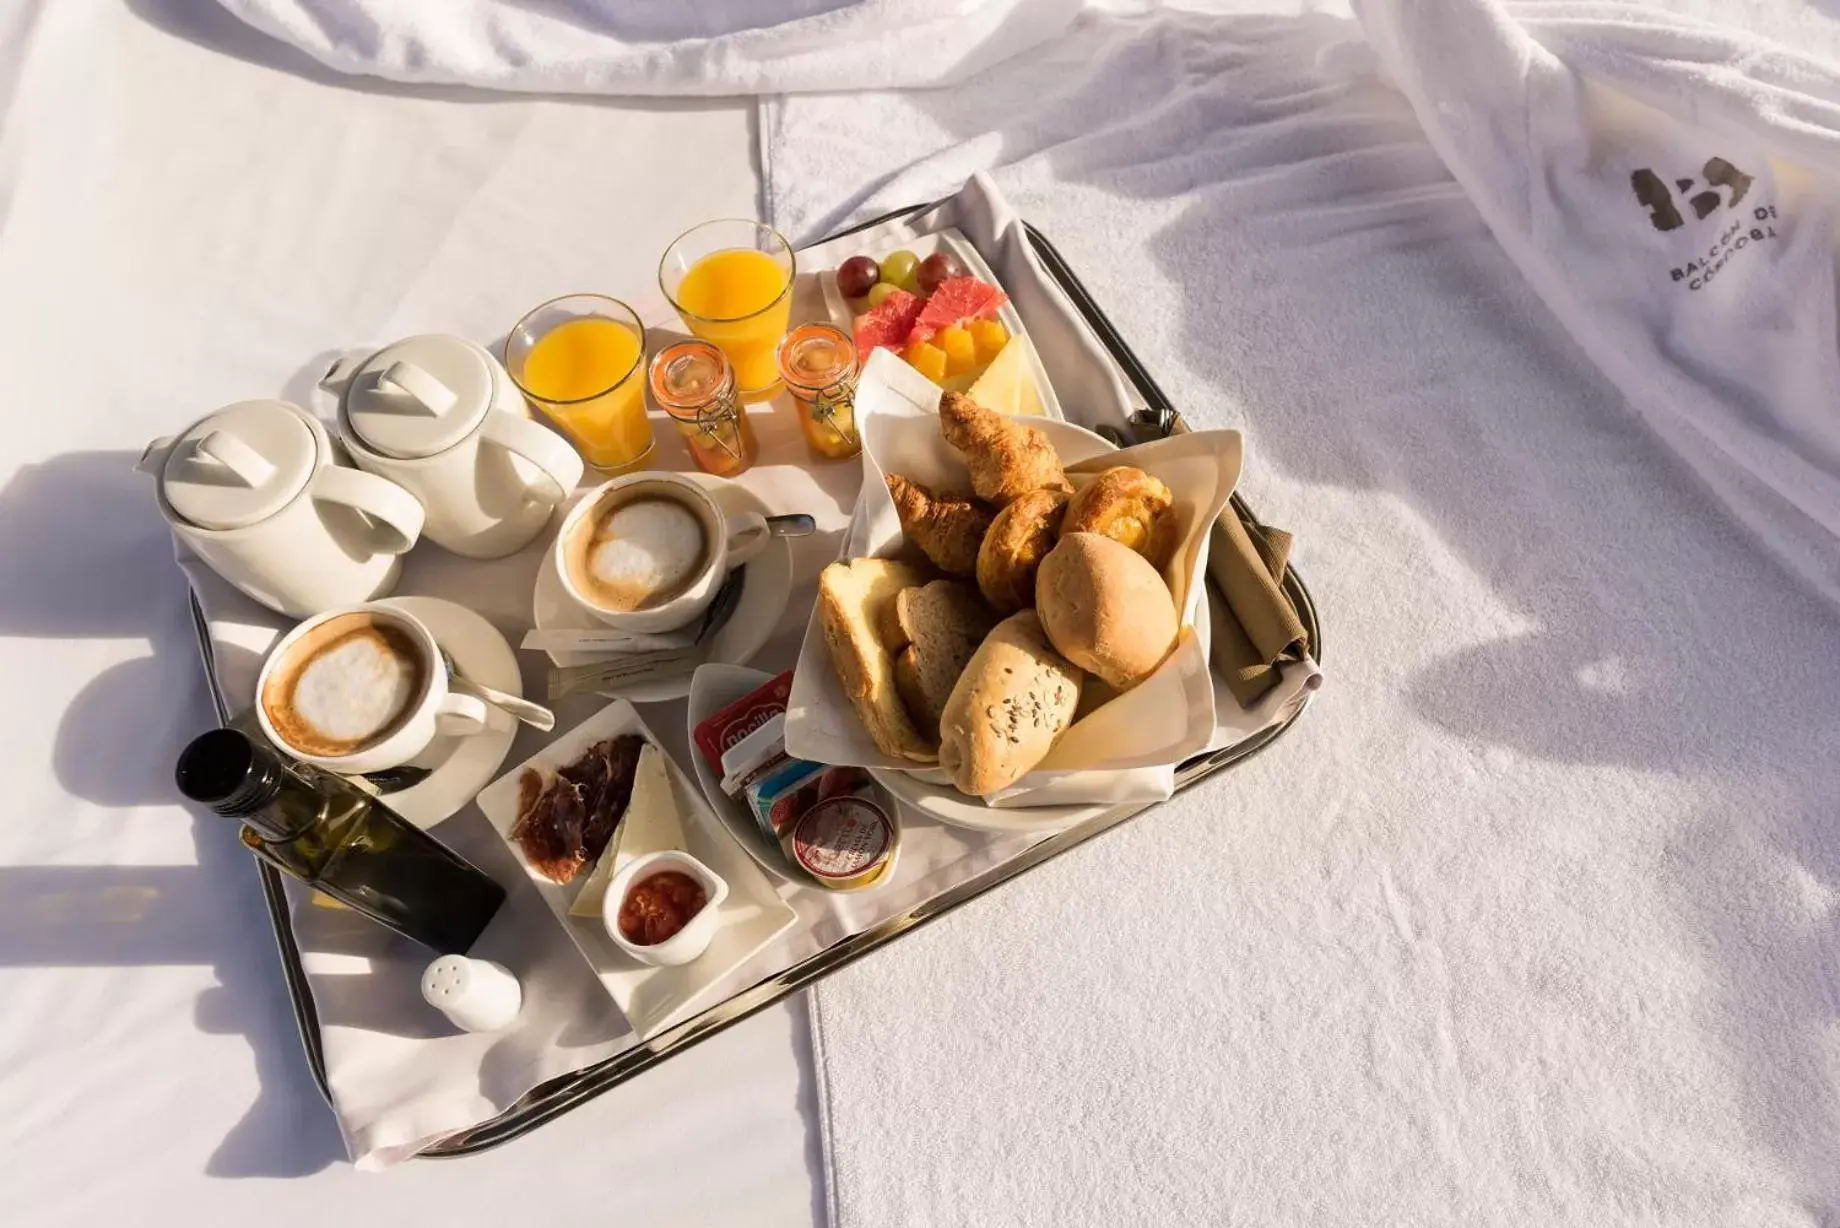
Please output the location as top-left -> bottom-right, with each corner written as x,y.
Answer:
917,251 -> 968,295
837,255 -> 881,299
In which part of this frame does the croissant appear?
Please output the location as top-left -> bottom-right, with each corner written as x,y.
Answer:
938,392 -> 1071,507
886,473 -> 992,577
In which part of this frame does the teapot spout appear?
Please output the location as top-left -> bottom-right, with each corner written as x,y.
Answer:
136,436 -> 176,476
318,347 -> 375,398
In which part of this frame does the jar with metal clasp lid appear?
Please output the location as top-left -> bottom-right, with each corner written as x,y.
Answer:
648,340 -> 759,477
776,323 -> 861,461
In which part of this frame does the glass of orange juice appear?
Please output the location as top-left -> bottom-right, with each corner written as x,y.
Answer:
506,295 -> 654,472
659,220 -> 795,400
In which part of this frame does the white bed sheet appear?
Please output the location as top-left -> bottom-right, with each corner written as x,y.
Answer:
0,2 -> 820,1222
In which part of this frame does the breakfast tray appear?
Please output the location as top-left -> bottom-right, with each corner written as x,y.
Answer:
194,199 -> 1322,1157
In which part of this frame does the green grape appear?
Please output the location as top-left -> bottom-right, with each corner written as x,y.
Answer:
866,281 -> 902,308
881,249 -> 920,292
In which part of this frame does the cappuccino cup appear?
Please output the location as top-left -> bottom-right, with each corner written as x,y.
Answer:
256,604 -> 492,774
554,473 -> 770,635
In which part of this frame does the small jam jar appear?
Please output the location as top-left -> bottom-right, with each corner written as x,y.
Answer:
776,323 -> 861,461
649,340 -> 759,477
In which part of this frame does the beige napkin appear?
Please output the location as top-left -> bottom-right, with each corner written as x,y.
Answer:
1207,507 -> 1309,708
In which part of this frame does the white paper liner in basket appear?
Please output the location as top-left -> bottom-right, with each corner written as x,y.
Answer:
784,350 -> 1242,807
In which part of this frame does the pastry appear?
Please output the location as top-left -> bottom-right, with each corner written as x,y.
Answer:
937,391 -> 1072,506
886,473 -> 992,577
1035,532 -> 1179,691
976,487 -> 1069,615
818,558 -> 937,763
937,611 -> 1083,797
880,580 -> 998,737
1062,466 -> 1179,571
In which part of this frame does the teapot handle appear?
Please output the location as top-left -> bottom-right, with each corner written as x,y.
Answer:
478,413 -> 584,504
310,466 -> 424,555
135,436 -> 176,475
318,347 -> 376,397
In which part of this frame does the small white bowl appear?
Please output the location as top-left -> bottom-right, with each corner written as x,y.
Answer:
603,850 -> 729,967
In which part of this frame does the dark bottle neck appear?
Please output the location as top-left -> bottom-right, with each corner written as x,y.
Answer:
175,728 -> 312,841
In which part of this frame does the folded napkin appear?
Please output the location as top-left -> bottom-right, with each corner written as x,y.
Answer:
1208,505 -> 1309,708
212,0 -> 1086,95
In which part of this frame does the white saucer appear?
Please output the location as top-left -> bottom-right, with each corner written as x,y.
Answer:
532,474 -> 794,704
370,596 -> 521,830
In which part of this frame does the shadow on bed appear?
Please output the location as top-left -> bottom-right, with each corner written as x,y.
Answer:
0,447 -> 347,1176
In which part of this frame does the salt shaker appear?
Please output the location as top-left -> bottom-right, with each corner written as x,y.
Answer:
421,955 -> 523,1033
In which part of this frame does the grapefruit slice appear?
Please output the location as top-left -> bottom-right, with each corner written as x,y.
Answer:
912,276 -> 1009,341
854,288 -> 925,364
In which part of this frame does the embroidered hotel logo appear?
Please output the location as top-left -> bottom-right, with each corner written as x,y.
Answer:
1629,157 -> 1780,292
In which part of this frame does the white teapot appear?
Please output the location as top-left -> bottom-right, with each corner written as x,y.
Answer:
139,400 -> 425,617
321,334 -> 584,559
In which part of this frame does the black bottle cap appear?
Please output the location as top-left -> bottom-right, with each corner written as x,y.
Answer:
176,729 -> 283,818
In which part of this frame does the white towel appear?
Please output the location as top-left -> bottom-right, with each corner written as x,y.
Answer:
762,6 -> 1840,1227
210,0 -> 1090,94
1356,0 -> 1840,605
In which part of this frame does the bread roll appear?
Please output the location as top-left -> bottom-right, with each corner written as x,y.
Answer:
1035,532 -> 1178,691
937,611 -> 1082,797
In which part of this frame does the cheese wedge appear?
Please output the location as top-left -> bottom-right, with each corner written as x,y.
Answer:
617,741 -> 689,865
566,742 -> 689,918
965,335 -> 1045,418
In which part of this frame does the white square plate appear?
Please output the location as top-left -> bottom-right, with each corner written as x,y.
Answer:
476,699 -> 798,1040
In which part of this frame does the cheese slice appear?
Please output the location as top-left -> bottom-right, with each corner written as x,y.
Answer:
566,742 -> 689,918
965,335 -> 1045,418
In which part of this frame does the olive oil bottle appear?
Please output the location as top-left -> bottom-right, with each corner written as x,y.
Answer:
176,728 -> 505,955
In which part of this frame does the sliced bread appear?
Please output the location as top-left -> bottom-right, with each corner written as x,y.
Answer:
887,580 -> 998,739
817,558 -> 936,762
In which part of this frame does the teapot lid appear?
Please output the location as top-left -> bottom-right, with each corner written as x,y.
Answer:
158,400 -> 318,531
343,335 -> 493,460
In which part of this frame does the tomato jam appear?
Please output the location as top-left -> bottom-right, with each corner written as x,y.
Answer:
617,870 -> 708,945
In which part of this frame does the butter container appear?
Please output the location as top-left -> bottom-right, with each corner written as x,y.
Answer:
720,714 -> 827,842
746,758 -> 827,841
784,794 -> 899,892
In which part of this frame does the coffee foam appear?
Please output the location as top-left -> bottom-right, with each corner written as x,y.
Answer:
263,614 -> 426,757
567,492 -> 710,611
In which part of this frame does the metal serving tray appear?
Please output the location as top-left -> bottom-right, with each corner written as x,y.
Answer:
193,203 -> 1322,1157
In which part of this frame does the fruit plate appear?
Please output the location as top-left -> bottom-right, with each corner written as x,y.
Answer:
819,226 -> 1065,421
475,698 -> 798,1041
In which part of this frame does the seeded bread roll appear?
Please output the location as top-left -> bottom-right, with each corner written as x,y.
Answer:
937,611 -> 1083,797
1035,532 -> 1178,691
